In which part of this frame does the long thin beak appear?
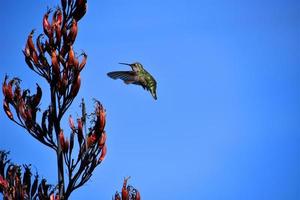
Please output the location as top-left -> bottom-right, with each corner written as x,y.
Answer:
118,62 -> 131,66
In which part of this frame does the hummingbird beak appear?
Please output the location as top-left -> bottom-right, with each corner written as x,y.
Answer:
118,62 -> 131,66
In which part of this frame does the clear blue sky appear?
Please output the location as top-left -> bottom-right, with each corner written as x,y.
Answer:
1,0 -> 299,199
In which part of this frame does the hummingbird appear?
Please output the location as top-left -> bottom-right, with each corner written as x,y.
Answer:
107,62 -> 157,100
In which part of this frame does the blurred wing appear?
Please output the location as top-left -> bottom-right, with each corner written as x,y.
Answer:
107,71 -> 137,83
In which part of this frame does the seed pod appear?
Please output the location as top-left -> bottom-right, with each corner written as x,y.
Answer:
22,165 -> 32,196
77,118 -> 83,144
70,131 -> 74,154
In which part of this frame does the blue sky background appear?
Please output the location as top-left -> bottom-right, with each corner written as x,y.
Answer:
1,0 -> 300,199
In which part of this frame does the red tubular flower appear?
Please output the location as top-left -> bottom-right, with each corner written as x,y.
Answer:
26,30 -> 39,65
2,76 -> 14,102
32,84 -> 42,108
79,52 -> 87,71
3,100 -> 13,120
36,34 -> 45,55
69,115 -> 75,130
59,129 -> 66,151
68,46 -> 75,67
87,133 -> 97,148
135,190 -> 141,200
70,74 -> 81,97
122,176 -> 130,200
43,9 -> 52,38
27,30 -> 36,53
18,99 -> 27,121
51,50 -> 60,81
98,131 -> 106,148
68,19 -> 78,44
97,103 -> 106,134
0,175 -> 8,189
98,144 -> 107,163
64,139 -> 70,153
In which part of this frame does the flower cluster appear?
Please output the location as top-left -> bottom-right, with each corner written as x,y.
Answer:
23,0 -> 87,119
0,151 -> 60,200
113,177 -> 141,200
2,76 -> 55,148
63,99 -> 108,197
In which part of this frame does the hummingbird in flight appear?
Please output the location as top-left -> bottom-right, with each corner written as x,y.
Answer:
107,62 -> 157,100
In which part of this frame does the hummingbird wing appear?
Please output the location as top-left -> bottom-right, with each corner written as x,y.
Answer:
107,71 -> 137,84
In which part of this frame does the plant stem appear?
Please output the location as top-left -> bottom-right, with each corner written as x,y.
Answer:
51,83 -> 66,199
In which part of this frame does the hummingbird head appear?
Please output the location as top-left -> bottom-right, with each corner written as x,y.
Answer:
119,62 -> 144,72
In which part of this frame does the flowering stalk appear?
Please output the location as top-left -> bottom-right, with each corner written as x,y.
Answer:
1,0 -> 109,199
